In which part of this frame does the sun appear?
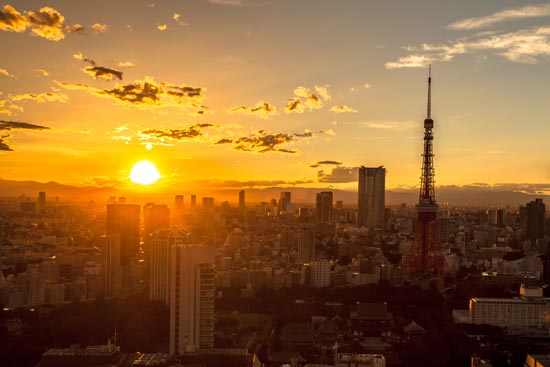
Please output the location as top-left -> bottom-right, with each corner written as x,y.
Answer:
130,160 -> 161,185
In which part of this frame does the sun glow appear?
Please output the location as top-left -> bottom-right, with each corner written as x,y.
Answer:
130,160 -> 161,185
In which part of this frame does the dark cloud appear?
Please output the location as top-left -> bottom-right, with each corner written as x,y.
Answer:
317,166 -> 359,183
0,4 -> 86,41
309,160 -> 342,168
0,119 -> 50,151
141,123 -> 214,140
285,98 -> 303,113
10,91 -> 69,103
56,79 -> 208,112
228,101 -> 276,119
221,129 -> 313,154
198,178 -> 314,189
83,66 -> 123,81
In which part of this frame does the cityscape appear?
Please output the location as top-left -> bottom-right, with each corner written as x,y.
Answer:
1,1 -> 550,367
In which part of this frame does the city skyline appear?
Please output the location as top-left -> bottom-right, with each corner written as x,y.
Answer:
1,0 -> 550,194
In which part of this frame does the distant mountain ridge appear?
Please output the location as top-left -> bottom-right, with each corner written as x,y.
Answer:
1,178 -> 548,207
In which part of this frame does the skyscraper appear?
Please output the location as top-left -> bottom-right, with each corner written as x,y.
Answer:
316,191 -> 333,223
148,228 -> 188,305
358,166 -> 385,228
143,203 -> 170,237
279,192 -> 291,214
170,244 -> 216,355
298,228 -> 315,264
38,191 -> 46,211
190,195 -> 197,209
238,190 -> 245,209
202,197 -> 214,209
174,195 -> 184,214
106,204 -> 140,266
523,199 -> 546,243
102,234 -> 122,298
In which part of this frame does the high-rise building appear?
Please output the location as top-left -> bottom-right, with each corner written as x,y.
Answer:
202,197 -> 214,210
238,190 -> 245,209
106,204 -> 140,266
358,166 -> 385,228
170,244 -> 216,355
102,234 -> 122,298
143,203 -> 170,237
174,195 -> 184,214
316,191 -> 333,223
522,199 -> 546,243
279,192 -> 292,214
38,191 -> 46,211
310,260 -> 330,288
298,228 -> 315,264
190,195 -> 197,209
148,228 -> 188,305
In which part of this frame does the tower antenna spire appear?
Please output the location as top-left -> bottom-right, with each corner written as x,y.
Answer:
427,64 -> 432,119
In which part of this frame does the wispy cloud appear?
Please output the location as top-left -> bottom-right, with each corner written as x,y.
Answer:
309,160 -> 342,168
217,129 -> 313,154
0,119 -> 50,151
317,166 -> 359,183
0,68 -> 14,78
331,105 -> 358,114
33,68 -> 49,77
10,91 -> 68,103
228,101 -> 276,119
362,120 -> 417,130
141,123 -> 215,141
73,52 -> 124,80
386,27 -> 550,68
157,24 -> 167,31
285,85 -> 330,113
91,23 -> 108,33
448,4 -> 550,30
118,61 -> 135,68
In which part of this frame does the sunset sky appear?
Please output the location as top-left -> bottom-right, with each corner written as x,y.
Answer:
1,0 -> 550,193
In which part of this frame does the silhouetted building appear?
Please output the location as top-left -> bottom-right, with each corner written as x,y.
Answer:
316,191 -> 333,223
298,229 -> 315,264
191,195 -> 197,209
143,203 -> 170,236
239,190 -> 245,209
358,166 -> 385,228
170,244 -> 216,354
102,235 -> 122,298
106,204 -> 140,266
202,197 -> 214,210
38,191 -> 46,210
175,195 -> 184,213
522,199 -> 546,243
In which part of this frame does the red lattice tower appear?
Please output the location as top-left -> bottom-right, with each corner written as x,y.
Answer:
401,66 -> 450,279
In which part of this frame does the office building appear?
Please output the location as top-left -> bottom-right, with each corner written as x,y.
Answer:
148,229 -> 188,305
310,260 -> 330,288
38,191 -> 46,211
106,204 -> 140,266
191,195 -> 197,209
102,235 -> 122,298
358,166 -> 385,228
239,190 -> 245,209
279,192 -> 292,215
316,191 -> 333,223
175,195 -> 184,214
170,244 -> 216,355
202,197 -> 214,210
143,203 -> 170,236
521,199 -> 546,243
298,229 -> 315,264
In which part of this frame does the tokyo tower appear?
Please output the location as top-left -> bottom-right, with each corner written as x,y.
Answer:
401,66 -> 450,279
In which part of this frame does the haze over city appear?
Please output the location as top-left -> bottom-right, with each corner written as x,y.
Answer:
1,0 -> 550,195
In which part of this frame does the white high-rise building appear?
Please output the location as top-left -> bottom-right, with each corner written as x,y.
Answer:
358,166 -> 385,228
310,260 -> 330,288
148,229 -> 188,305
102,235 -> 122,298
170,244 -> 216,355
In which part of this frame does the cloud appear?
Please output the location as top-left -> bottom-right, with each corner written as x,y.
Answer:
309,160 -> 342,168
0,4 -> 85,41
33,68 -> 49,77
0,68 -> 14,78
0,119 -> 50,151
228,101 -> 277,119
317,166 -> 359,183
350,83 -> 371,92
141,123 -> 215,141
0,99 -> 22,116
83,66 -> 123,81
118,61 -> 135,68
331,105 -> 358,113
221,129 -> 313,154
386,27 -> 550,68
91,23 -> 108,33
56,78 -> 208,112
362,120 -> 417,130
285,85 -> 329,113
448,4 -> 550,30
65,23 -> 84,34
172,13 -> 188,26
207,0 -> 244,5
157,24 -> 167,31
10,91 -> 69,103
